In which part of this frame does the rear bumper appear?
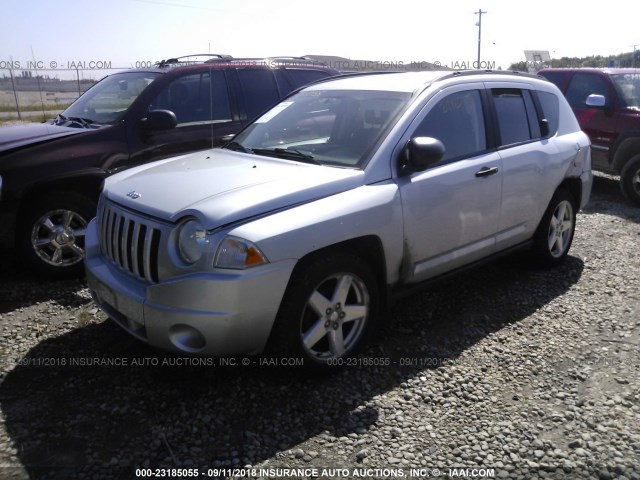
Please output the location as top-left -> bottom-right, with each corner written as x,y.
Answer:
580,169 -> 593,209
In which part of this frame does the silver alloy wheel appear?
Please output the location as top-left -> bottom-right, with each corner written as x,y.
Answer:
547,200 -> 574,258
30,209 -> 88,267
300,272 -> 369,361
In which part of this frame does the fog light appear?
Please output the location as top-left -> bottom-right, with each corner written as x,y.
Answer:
168,324 -> 206,352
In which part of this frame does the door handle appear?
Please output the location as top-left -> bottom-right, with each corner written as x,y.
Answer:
475,166 -> 499,178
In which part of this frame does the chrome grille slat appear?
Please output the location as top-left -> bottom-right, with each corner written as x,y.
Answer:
113,215 -> 122,265
120,219 -> 130,271
142,227 -> 154,283
131,223 -> 142,277
105,209 -> 114,259
100,209 -> 108,256
98,202 -> 161,283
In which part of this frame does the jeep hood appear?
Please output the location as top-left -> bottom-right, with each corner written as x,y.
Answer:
0,122 -> 86,152
104,149 -> 364,229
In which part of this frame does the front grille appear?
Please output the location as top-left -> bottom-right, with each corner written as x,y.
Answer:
99,203 -> 162,283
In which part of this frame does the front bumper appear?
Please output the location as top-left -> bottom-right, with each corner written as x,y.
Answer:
84,219 -> 296,356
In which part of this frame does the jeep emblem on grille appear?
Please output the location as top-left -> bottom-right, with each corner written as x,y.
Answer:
127,191 -> 142,199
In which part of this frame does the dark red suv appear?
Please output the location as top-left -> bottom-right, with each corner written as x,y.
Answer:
0,55 -> 338,276
539,68 -> 640,206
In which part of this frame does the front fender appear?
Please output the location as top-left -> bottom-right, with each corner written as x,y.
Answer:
228,181 -> 404,285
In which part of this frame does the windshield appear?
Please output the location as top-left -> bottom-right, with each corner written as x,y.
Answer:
62,72 -> 161,124
611,73 -> 640,109
230,89 -> 411,167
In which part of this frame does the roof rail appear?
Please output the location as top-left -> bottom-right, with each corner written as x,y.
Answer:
267,56 -> 313,61
439,69 -> 542,81
155,54 -> 232,68
204,56 -> 320,64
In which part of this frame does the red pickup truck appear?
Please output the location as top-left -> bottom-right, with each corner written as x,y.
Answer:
539,68 -> 640,205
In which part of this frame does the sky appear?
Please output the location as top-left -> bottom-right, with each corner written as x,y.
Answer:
1,0 -> 639,76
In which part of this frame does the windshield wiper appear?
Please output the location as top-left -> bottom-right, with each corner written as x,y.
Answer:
55,114 -> 99,128
251,147 -> 321,164
224,141 -> 253,153
53,113 -> 68,125
67,116 -> 96,127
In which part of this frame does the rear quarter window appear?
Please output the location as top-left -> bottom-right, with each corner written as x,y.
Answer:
536,91 -> 560,136
286,69 -> 333,89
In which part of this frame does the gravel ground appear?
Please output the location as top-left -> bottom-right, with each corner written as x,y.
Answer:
0,173 -> 639,480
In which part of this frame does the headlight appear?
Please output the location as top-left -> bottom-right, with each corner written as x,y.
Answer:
177,219 -> 207,264
214,236 -> 268,269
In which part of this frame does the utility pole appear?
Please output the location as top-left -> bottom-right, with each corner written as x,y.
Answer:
632,44 -> 639,68
475,9 -> 487,69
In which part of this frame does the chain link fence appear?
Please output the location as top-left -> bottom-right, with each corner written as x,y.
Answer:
0,67 -> 124,123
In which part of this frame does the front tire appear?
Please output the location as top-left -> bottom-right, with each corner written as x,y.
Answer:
532,189 -> 576,267
620,154 -> 640,207
18,192 -> 96,278
269,252 -> 378,370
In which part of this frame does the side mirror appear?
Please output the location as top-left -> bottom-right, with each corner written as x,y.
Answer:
140,110 -> 177,131
399,137 -> 445,176
585,94 -> 606,108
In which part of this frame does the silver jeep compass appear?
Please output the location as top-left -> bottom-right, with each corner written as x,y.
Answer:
85,70 -> 592,369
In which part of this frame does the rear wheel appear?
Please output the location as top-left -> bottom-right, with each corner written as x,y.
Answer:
620,154 -> 640,206
269,252 -> 378,371
18,192 -> 96,278
532,189 -> 576,267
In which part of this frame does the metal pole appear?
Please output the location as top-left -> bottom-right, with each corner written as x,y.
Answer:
30,46 -> 46,118
8,63 -> 21,121
475,9 -> 487,69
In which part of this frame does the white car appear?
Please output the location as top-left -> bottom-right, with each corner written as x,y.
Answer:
85,70 -> 592,369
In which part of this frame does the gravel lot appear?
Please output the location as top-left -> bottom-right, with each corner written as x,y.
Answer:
0,174 -> 639,480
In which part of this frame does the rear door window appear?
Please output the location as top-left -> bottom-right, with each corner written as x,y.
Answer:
150,70 -> 231,124
492,89 -> 541,146
237,69 -> 281,121
540,71 -> 567,90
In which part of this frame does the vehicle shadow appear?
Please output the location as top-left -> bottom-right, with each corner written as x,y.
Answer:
0,254 -> 584,479
584,173 -> 640,224
0,248 -> 91,314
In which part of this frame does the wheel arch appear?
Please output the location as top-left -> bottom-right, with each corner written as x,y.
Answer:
288,235 -> 390,317
16,175 -> 104,223
612,134 -> 640,173
556,177 -> 582,210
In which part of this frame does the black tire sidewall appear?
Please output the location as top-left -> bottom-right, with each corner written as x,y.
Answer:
268,252 -> 379,369
620,154 -> 640,207
532,189 -> 576,267
18,192 -> 97,277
